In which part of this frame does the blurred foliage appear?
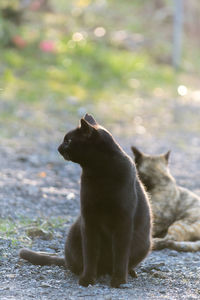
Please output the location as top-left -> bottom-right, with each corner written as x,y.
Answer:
0,0 -> 200,138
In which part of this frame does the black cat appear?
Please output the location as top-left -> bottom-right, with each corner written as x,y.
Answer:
19,114 -> 152,287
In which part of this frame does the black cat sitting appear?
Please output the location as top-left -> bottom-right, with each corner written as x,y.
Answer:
19,114 -> 152,288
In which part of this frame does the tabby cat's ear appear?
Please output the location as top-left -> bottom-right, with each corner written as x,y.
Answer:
131,146 -> 143,163
80,118 -> 95,137
84,114 -> 98,126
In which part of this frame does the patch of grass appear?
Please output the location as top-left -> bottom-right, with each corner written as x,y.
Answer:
1,40 -> 177,101
0,34 -> 178,142
0,41 -> 177,119
0,219 -> 17,237
0,0 -> 178,119
0,216 -> 67,246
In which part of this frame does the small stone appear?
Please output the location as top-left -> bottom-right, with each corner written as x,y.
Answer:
40,283 -> 52,288
26,227 -> 53,240
29,155 -> 40,167
168,250 -> 178,257
0,286 -> 10,291
67,192 -> 75,200
6,274 -> 16,278
17,156 -> 28,162
152,271 -> 168,279
119,283 -> 132,289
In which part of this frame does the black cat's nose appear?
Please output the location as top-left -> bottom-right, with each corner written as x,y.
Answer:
58,144 -> 63,155
58,143 -> 70,161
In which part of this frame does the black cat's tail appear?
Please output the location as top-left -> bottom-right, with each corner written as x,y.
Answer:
19,248 -> 66,267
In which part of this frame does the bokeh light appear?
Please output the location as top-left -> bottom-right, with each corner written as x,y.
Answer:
94,27 -> 106,37
177,85 -> 188,96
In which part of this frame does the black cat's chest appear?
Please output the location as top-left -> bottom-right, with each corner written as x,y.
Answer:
80,176 -> 135,227
81,200 -> 120,234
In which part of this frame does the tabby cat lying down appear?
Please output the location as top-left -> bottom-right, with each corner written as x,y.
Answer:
132,147 -> 200,252
19,115 -> 152,287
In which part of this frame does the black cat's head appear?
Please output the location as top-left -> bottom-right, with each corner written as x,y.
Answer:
58,114 -> 117,165
131,146 -> 171,191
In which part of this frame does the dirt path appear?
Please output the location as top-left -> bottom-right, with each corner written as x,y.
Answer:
1,127 -> 200,299
1,98 -> 200,299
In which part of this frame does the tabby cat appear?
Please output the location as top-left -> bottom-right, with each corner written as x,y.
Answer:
132,146 -> 200,252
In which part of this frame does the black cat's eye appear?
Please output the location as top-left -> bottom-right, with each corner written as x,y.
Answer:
64,139 -> 72,146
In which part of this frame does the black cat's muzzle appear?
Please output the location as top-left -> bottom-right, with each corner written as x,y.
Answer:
58,144 -> 70,161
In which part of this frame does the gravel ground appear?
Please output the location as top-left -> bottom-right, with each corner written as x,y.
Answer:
1,107 -> 200,299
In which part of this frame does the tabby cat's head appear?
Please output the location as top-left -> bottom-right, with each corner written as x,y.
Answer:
131,146 -> 171,191
58,114 -> 117,165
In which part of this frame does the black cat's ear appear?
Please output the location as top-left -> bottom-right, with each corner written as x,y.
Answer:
131,146 -> 143,163
164,150 -> 171,163
84,114 -> 98,126
80,118 -> 95,137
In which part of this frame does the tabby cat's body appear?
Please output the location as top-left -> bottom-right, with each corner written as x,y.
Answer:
132,147 -> 200,252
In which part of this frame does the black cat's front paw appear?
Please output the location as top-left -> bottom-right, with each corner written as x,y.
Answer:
110,276 -> 126,288
79,275 -> 95,287
129,268 -> 138,278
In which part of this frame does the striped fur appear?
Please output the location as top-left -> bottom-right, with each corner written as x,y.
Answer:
132,147 -> 200,252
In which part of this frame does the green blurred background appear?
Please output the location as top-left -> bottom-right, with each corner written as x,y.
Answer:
0,0 -> 200,142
